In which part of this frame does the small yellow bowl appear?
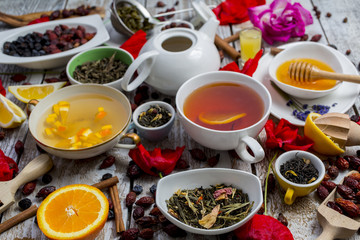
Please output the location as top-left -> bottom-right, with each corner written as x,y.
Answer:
274,150 -> 325,205
304,113 -> 345,155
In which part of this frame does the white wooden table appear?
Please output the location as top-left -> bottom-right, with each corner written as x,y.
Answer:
0,0 -> 359,239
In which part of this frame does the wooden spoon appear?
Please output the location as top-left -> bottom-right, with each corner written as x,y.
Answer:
0,7 -> 105,27
316,170 -> 360,240
288,61 -> 360,84
199,112 -> 246,125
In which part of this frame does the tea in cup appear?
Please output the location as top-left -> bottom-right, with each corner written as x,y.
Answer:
274,150 -> 325,205
28,84 -> 140,159
176,71 -> 271,163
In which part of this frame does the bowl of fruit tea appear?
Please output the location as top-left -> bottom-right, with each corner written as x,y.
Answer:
28,84 -> 140,159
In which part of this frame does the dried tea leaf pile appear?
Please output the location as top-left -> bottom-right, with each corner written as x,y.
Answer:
138,105 -> 172,128
116,4 -> 154,32
73,53 -> 129,84
280,156 -> 319,184
166,184 -> 253,229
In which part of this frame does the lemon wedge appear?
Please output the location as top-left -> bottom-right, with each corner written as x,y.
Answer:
199,112 -> 246,125
304,112 -> 345,155
0,94 -> 26,128
8,82 -> 66,103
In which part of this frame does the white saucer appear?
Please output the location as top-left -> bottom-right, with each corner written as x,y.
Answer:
253,42 -> 360,126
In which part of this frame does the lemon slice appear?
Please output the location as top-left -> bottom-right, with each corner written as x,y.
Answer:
199,112 -> 246,125
0,94 -> 26,128
8,82 -> 66,103
304,112 -> 344,155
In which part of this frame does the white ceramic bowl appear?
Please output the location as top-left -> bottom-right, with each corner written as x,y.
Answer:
66,46 -> 134,90
0,15 -> 109,69
156,168 -> 263,235
131,101 -> 175,141
269,42 -> 343,99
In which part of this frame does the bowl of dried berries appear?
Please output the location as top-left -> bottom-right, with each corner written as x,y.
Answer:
66,46 -> 133,90
0,15 -> 109,69
156,168 -> 263,235
131,101 -> 175,142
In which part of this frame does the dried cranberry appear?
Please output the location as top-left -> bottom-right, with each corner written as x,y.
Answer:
22,181 -> 37,195
99,155 -> 115,169
36,186 -> 56,198
190,148 -> 206,161
135,196 -> 154,208
134,93 -> 143,105
18,198 -> 32,211
133,206 -> 145,220
131,103 -> 138,112
11,74 -> 27,82
208,153 -> 220,167
15,140 -> 24,156
125,191 -> 137,208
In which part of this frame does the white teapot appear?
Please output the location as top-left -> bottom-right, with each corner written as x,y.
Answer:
121,17 -> 221,95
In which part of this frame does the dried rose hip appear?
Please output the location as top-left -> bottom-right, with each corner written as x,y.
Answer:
277,213 -> 288,227
121,228 -> 139,240
343,176 -> 360,191
323,173 -> 331,181
349,172 -> 360,182
335,157 -> 349,170
300,34 -> 309,41
139,228 -> 154,239
125,191 -> 137,208
135,196 -> 154,208
343,17 -> 348,23
133,206 -> 145,220
321,181 -> 337,192
336,198 -> 359,218
99,155 -> 115,169
163,223 -> 187,237
150,206 -> 161,216
22,181 -> 37,195
326,201 -> 343,214
11,74 -> 27,82
346,49 -> 351,55
310,34 -> 322,42
156,1 -> 166,7
127,164 -> 142,179
347,156 -> 360,169
317,185 -> 329,201
327,166 -> 339,179
176,158 -> 189,169
15,140 -> 24,156
207,154 -> 220,167
135,216 -> 158,227
189,148 -> 206,161
337,184 -> 355,200
36,186 -> 56,198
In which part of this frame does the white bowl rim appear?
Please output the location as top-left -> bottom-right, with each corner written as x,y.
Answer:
132,100 -> 175,131
275,150 -> 325,188
0,15 -> 109,65
156,168 -> 263,235
268,42 -> 343,95
66,46 -> 134,86
175,71 -> 272,133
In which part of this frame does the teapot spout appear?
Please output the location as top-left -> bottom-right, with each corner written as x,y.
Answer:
199,17 -> 219,41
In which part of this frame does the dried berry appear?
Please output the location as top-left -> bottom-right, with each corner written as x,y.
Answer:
310,34 -> 322,42
326,12 -> 332,17
336,198 -> 359,218
163,223 -> 187,237
139,228 -> 154,239
343,176 -> 360,191
41,174 -> 52,184
107,209 -> 115,220
348,156 -> 360,169
36,186 -> 56,198
300,34 -> 309,41
149,206 -> 161,216
45,77 -> 61,83
323,173 -> 331,181
317,185 -> 329,201
121,228 -> 139,240
321,181 -> 337,192
265,173 -> 276,193
343,17 -> 348,23
134,93 -> 143,105
327,165 -> 339,179
150,184 -> 157,195
346,49 -> 351,55
11,74 -> 27,82
156,1 -> 166,7
126,191 -> 137,208
133,206 -> 145,220
277,213 -> 288,227
337,184 -> 355,200
18,198 -> 32,211
207,154 -> 220,167
135,216 -> 158,227
355,191 -> 360,202
22,181 -> 36,195
99,155 -> 115,169
0,131 -> 5,140
335,157 -> 349,170
349,172 -> 360,182
158,213 -> 167,224
135,196 -> 154,208
131,103 -> 138,112
132,185 -> 143,195
15,140 -> 24,156
127,164 -> 143,179
101,173 -> 112,181
326,201 -> 343,214
176,158 -> 189,169
189,148 -> 206,161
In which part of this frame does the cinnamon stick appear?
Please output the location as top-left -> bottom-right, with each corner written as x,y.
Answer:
0,205 -> 38,234
92,176 -> 119,190
224,32 -> 240,43
110,185 -> 125,233
214,34 -> 240,60
270,47 -> 283,56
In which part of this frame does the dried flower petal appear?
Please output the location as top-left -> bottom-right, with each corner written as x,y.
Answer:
198,205 -> 220,229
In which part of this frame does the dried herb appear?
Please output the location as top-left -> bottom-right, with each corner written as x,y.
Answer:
138,105 -> 172,128
73,53 -> 129,84
280,155 -> 319,184
116,4 -> 154,32
166,184 -> 253,229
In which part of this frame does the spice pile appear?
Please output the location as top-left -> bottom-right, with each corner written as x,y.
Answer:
116,4 -> 153,32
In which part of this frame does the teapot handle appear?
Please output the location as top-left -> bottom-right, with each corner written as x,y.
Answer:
121,50 -> 159,92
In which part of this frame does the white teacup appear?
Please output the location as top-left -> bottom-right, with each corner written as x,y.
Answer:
28,84 -> 140,159
176,71 -> 271,163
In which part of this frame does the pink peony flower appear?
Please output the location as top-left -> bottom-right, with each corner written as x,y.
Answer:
248,0 -> 313,45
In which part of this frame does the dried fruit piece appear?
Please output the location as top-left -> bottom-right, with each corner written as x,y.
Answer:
132,185 -> 143,195
326,201 -> 343,214
125,191 -> 137,208
348,156 -> 360,169
163,223 -> 187,237
36,186 -> 56,198
11,74 -> 27,82
349,172 -> 360,182
133,206 -> 145,220
135,196 -> 154,207
127,164 -> 142,179
323,174 -> 331,181
41,174 -> 52,184
0,131 -> 5,140
343,176 -> 360,191
207,154 -> 220,167
335,157 -> 349,170
150,206 -> 161,216
320,181 -> 337,192
150,184 -> 157,195
18,198 -> 32,211
265,173 -> 276,193
139,228 -> 154,239
135,216 -> 158,227
337,184 -> 355,200
343,17 -> 348,23
99,155 -> 115,169
336,198 -> 359,218
176,158 -> 189,169
317,185 -> 329,201
327,166 -> 339,179
310,34 -> 322,42
101,173 -> 112,181
15,140 -> 24,156
346,49 -> 351,55
277,213 -> 288,227
189,148 -> 206,161
121,228 -> 139,240
22,181 -> 37,195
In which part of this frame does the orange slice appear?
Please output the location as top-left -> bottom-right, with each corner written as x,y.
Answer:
199,112 -> 246,125
37,184 -> 109,240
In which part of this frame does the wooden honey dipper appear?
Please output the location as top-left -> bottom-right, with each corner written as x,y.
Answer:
288,61 -> 360,84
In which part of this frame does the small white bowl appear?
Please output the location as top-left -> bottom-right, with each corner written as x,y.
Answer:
156,168 -> 263,235
269,42 -> 343,99
0,15 -> 109,69
66,46 -> 134,90
132,101 -> 175,141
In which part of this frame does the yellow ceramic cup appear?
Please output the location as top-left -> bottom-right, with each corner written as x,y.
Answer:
274,150 -> 325,205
